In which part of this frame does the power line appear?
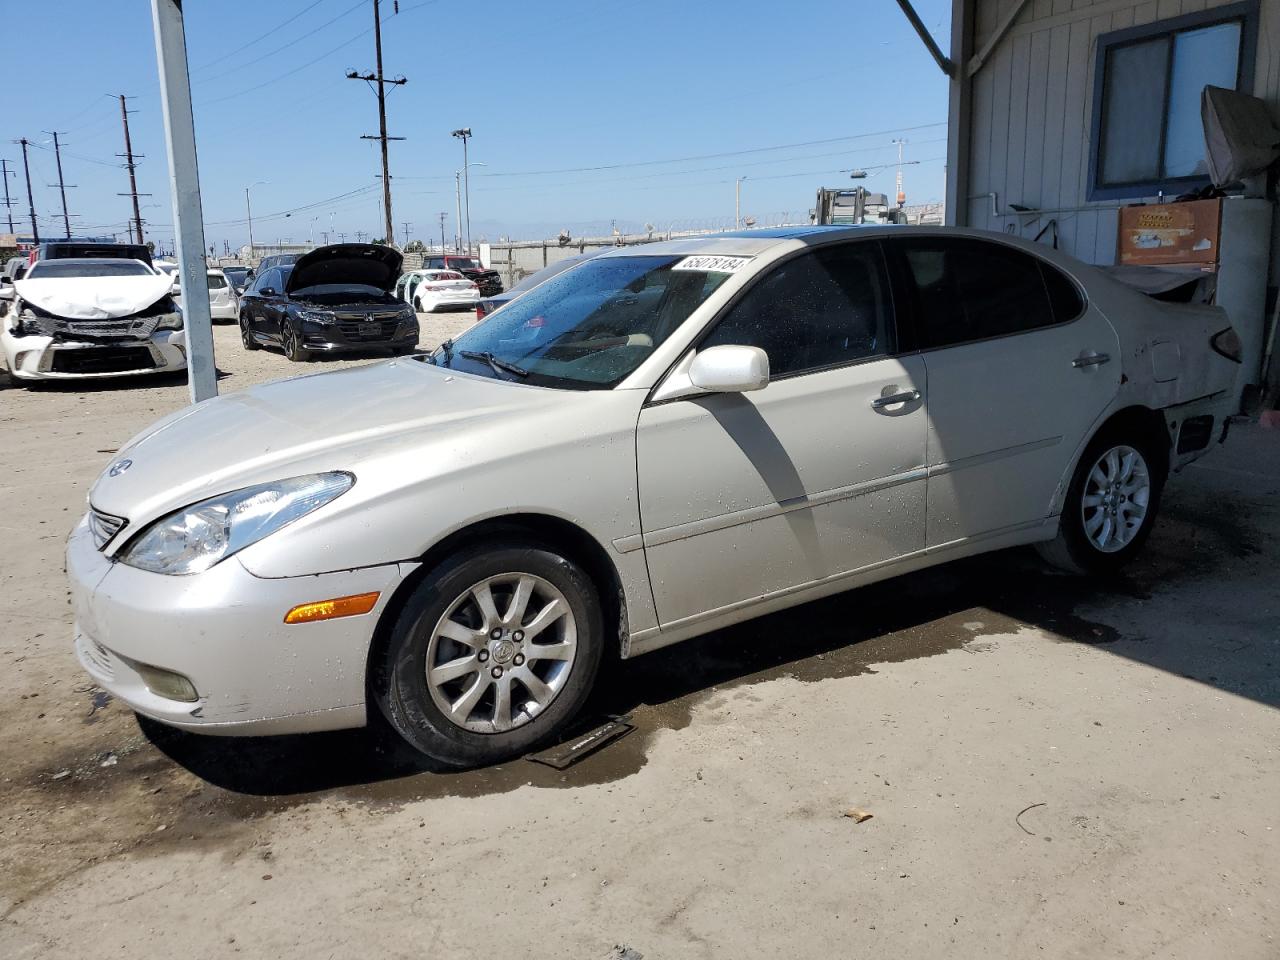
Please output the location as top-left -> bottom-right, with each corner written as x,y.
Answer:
191,0 -> 333,72
195,0 -> 364,84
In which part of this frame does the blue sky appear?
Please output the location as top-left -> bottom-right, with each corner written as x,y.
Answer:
7,0 -> 952,251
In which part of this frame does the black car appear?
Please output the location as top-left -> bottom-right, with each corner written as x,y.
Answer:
476,251 -> 596,319
238,244 -> 418,361
255,253 -> 301,274
221,265 -> 251,295
34,240 -> 153,267
423,254 -> 503,296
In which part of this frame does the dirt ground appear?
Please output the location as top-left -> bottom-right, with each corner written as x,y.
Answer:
1,319 -> 1277,959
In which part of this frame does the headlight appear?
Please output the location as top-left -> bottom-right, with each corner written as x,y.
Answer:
298,309 -> 335,324
154,311 -> 184,331
120,472 -> 354,575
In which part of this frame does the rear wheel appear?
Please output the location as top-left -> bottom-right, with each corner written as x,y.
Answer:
239,312 -> 259,350
376,542 -> 604,767
282,320 -> 310,362
413,296 -> 423,312
1037,429 -> 1165,575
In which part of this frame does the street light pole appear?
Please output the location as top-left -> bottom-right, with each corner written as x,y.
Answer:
439,211 -> 447,253
453,170 -> 463,252
245,180 -> 266,259
451,127 -> 472,252
735,177 -> 747,229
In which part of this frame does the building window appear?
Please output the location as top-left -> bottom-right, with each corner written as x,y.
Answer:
1088,1 -> 1258,201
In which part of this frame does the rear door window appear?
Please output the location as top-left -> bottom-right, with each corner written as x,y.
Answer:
701,241 -> 894,377
895,237 -> 1065,349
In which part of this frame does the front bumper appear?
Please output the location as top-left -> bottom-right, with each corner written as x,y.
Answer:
5,330 -> 187,380
299,318 -> 419,352
67,516 -> 413,736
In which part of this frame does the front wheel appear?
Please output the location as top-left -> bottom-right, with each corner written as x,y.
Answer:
376,542 -> 604,767
1037,431 -> 1165,575
282,321 -> 309,362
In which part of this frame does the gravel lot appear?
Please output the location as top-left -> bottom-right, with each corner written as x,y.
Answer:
1,319 -> 1277,959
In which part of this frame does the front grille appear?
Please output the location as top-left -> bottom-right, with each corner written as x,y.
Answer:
78,634 -> 116,680
88,508 -> 126,549
51,346 -> 155,374
336,320 -> 400,341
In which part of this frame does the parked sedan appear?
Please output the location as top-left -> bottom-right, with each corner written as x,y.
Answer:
476,252 -> 596,319
396,268 -> 479,312
238,243 -> 418,361
69,226 -> 1241,767
2,257 -> 185,383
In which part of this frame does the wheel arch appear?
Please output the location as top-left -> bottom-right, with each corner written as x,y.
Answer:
364,512 -> 627,713
1053,403 -> 1172,517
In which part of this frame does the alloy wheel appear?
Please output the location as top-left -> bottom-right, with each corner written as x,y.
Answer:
1081,444 -> 1151,553
240,315 -> 255,349
425,572 -> 578,734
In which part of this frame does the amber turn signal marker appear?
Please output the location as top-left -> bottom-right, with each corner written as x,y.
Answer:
284,591 -> 380,625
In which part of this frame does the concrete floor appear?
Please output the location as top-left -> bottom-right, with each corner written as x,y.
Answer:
1,320 -> 1277,959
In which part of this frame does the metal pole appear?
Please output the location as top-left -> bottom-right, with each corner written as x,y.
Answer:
150,0 -> 217,403
454,171 -> 463,252
0,159 -> 13,233
18,139 -> 38,244
49,132 -> 72,237
245,187 -> 254,256
893,0 -> 956,77
372,0 -> 394,245
735,178 -> 741,229
118,95 -> 146,244
462,135 -> 471,252
439,211 -> 446,253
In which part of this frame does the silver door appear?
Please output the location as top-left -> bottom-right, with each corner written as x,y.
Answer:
636,240 -> 928,629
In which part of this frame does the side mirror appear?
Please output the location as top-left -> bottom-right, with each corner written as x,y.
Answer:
688,344 -> 770,394
259,287 -> 277,297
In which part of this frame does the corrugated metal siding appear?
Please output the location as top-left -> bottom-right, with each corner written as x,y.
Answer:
966,0 -> 1280,267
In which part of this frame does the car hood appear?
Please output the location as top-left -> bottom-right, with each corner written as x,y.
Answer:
286,243 -> 402,294
89,358 -> 571,529
14,274 -> 172,319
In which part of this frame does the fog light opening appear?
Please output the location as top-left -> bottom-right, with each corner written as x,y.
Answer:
132,661 -> 199,702
284,591 -> 380,625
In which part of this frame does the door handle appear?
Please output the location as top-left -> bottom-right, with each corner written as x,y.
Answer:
1072,352 -> 1111,368
871,389 -> 921,409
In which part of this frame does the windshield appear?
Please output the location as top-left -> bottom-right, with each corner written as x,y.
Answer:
508,256 -> 589,294
223,268 -> 248,283
434,255 -> 731,389
26,260 -> 154,279
449,257 -> 481,270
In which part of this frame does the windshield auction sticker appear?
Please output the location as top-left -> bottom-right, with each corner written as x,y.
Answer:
672,255 -> 752,273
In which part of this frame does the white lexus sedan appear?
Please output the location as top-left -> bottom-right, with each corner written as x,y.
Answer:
68,226 -> 1242,767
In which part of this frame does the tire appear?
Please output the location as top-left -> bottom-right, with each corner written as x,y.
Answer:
239,312 -> 259,350
376,541 -> 604,767
1037,427 -> 1166,575
413,296 -> 423,312
282,320 -> 310,362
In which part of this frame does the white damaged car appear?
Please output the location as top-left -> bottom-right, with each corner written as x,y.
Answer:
68,226 -> 1242,767
2,258 -> 186,383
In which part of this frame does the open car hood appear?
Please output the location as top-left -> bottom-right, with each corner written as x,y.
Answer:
285,243 -> 402,295
14,274 -> 173,320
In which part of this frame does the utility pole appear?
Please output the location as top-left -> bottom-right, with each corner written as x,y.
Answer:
0,159 -> 14,233
892,138 -> 907,208
402,220 -> 412,245
116,95 -> 147,245
44,132 -> 75,238
735,176 -> 747,229
347,0 -> 406,247
451,128 -> 472,252
438,211 -> 447,253
453,171 -> 462,252
17,139 -> 38,243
